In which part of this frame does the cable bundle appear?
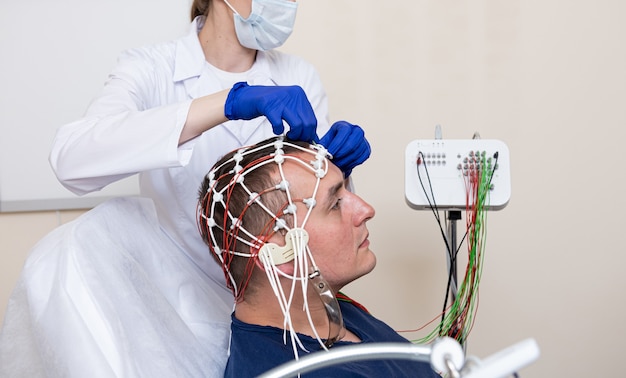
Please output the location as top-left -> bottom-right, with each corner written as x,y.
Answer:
413,150 -> 498,346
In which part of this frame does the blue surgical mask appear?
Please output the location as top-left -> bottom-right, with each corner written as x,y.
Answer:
223,0 -> 298,51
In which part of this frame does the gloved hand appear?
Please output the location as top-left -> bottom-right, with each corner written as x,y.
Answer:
320,121 -> 371,177
225,82 -> 318,142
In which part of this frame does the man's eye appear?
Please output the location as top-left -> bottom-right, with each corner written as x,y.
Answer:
332,198 -> 342,210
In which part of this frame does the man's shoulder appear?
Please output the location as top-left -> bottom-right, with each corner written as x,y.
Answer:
227,318 -> 299,377
339,298 -> 411,344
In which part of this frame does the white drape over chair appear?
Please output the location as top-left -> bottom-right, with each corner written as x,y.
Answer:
0,196 -> 232,377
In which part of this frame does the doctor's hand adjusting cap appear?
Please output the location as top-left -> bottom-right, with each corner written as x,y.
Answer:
225,82 -> 319,143
320,121 -> 371,178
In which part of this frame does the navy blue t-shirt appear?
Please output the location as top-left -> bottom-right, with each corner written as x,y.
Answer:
224,300 -> 441,377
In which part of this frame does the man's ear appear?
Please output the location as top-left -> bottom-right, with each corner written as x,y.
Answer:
252,232 -> 296,275
253,256 -> 295,275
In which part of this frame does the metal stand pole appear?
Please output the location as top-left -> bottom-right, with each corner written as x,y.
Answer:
445,210 -> 465,351
446,210 -> 462,301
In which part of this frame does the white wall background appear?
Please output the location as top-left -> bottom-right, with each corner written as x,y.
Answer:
0,0 -> 189,211
2,0 -> 626,377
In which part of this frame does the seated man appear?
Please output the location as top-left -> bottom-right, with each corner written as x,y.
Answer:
197,136 -> 440,377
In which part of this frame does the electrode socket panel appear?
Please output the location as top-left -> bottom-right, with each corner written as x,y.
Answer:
405,139 -> 511,211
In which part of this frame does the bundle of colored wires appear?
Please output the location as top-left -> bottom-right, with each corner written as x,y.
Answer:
412,150 -> 498,346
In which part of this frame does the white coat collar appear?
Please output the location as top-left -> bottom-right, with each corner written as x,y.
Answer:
172,17 -> 275,144
172,16 -> 275,94
173,16 -> 206,83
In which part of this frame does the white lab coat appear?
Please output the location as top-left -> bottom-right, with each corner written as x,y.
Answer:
0,17 -> 331,377
49,17 -> 330,292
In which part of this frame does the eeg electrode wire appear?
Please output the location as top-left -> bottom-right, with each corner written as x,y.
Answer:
410,150 -> 499,346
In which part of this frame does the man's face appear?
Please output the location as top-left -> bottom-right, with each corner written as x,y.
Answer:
285,154 -> 377,290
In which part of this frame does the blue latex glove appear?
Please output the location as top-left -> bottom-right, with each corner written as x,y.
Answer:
225,82 -> 318,142
320,121 -> 371,177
